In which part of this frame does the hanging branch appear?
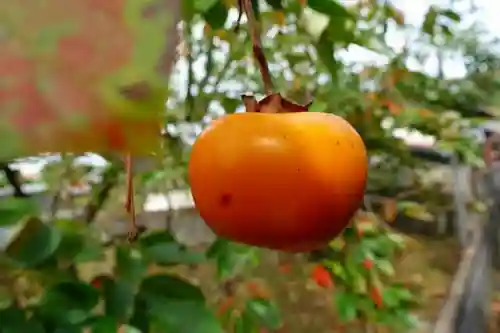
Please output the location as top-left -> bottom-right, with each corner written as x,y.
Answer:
236,0 -> 274,94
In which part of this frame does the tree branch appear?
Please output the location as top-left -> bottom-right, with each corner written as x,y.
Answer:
83,162 -> 122,224
0,162 -> 27,198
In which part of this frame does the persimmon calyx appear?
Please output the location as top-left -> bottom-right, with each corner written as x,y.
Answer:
241,93 -> 311,113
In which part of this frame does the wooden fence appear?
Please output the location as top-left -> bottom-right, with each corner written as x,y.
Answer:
433,165 -> 500,332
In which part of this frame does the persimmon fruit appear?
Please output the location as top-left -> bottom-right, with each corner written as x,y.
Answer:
188,94 -> 368,252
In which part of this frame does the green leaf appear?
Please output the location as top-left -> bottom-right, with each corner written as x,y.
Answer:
308,101 -> 327,113
440,9 -> 460,22
38,281 -> 100,325
381,287 -> 414,309
245,298 -> 282,330
74,235 -> 105,263
326,261 -> 346,280
102,278 -> 136,321
0,306 -> 25,328
265,0 -> 284,10
252,0 -> 261,21
316,31 -> 339,81
139,275 -> 223,333
206,239 -> 260,279
150,300 -> 223,333
88,316 -> 119,333
129,297 -> 150,333
6,218 -> 61,267
139,231 -> 205,266
202,1 -> 228,30
3,318 -> 45,333
115,245 -> 148,285
53,219 -> 86,263
334,291 -> 358,322
140,274 -> 205,301
307,0 -> 352,19
0,197 -> 39,226
194,0 -> 219,13
394,311 -> 420,329
422,6 -> 438,35
233,311 -> 256,333
375,259 -> 395,277
121,325 -> 143,333
222,97 -> 241,114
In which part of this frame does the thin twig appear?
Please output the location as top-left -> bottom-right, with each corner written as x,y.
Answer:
125,154 -> 138,242
83,162 -> 122,224
239,0 -> 274,94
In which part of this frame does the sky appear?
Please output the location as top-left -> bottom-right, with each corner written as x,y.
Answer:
14,0 -> 500,177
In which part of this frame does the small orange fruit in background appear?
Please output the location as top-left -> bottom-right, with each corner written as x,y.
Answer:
188,94 -> 368,252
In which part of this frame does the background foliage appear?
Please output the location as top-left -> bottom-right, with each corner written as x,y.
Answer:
2,0 -> 500,332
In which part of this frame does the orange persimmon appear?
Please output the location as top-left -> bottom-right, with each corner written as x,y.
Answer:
188,94 -> 368,252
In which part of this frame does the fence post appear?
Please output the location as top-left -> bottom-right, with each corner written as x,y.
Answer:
451,154 -> 472,247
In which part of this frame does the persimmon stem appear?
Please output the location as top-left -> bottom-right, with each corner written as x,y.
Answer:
239,0 -> 274,94
125,153 -> 138,242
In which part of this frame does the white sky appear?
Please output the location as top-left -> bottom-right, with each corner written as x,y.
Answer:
339,0 -> 496,78
15,0 -> 499,177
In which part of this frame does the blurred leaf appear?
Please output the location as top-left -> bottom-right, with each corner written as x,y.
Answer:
245,298 -> 282,330
139,231 -> 205,266
316,31 -> 339,81
222,97 -> 241,114
121,325 -> 143,333
252,0 -> 261,21
386,233 -> 406,249
307,0 -> 351,19
74,235 -> 105,263
422,6 -> 438,35
233,311 -> 255,333
194,0 -> 219,13
384,4 -> 405,25
202,2 -> 228,30
308,101 -> 327,113
139,275 -> 223,333
102,278 -> 135,321
39,281 -> 100,325
440,9 -> 460,22
6,218 -> 61,267
115,245 -> 148,285
206,238 -> 260,279
1,0 -> 180,157
129,297 -> 150,333
397,201 -> 434,222
375,259 -> 395,277
3,317 -> 45,333
0,198 -> 39,226
53,219 -> 86,263
265,0 -> 284,10
88,316 -> 119,333
140,274 -> 205,301
334,291 -> 358,321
